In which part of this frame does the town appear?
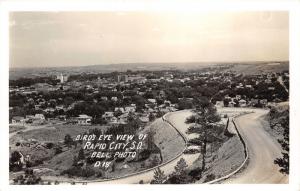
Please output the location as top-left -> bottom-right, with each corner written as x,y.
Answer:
9,64 -> 289,127
9,63 -> 289,184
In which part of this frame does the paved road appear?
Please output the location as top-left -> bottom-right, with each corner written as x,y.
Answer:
13,108 -> 288,184
223,109 -> 289,183
41,110 -> 199,184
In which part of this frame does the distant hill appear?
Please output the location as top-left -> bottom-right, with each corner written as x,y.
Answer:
225,61 -> 289,75
9,61 -> 289,80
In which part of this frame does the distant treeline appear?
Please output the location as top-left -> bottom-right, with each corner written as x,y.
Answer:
9,77 -> 60,87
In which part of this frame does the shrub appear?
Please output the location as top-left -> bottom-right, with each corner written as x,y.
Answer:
61,166 -> 95,178
204,174 -> 216,182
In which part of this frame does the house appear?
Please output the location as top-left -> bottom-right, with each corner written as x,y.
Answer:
139,116 -> 150,123
164,100 -> 171,106
147,99 -> 157,104
77,114 -> 92,125
215,101 -> 224,108
44,108 -> 55,113
101,96 -> 108,101
239,99 -> 247,107
250,99 -> 259,106
260,99 -> 268,106
25,115 -> 35,122
57,115 -> 67,121
158,90 -> 166,98
125,106 -> 136,113
114,107 -> 125,113
228,101 -> 236,107
55,105 -> 65,110
109,117 -> 118,124
118,113 -> 129,124
224,95 -> 231,100
267,102 -> 277,107
102,112 -> 114,121
167,106 -> 178,112
35,114 -> 45,120
111,97 -> 118,101
34,104 -> 41,110
268,87 -> 275,90
11,116 -> 25,125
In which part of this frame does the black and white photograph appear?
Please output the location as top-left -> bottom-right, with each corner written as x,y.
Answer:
1,1 -> 299,190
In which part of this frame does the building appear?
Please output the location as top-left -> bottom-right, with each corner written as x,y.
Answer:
228,101 -> 236,107
215,101 -> 224,108
57,73 -> 69,83
102,112 -> 114,121
250,99 -> 259,106
114,107 -> 125,113
239,99 -> 247,107
77,114 -> 92,125
34,114 -> 45,121
147,99 -> 157,104
11,116 -> 25,125
101,96 -> 108,101
111,97 -> 118,102
125,106 -> 136,113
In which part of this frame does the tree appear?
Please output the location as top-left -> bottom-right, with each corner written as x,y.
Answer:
78,148 -> 85,161
186,98 -> 222,171
274,110 -> 289,174
12,168 -> 42,185
167,158 -> 191,184
64,96 -> 74,106
149,112 -> 155,122
151,168 -> 167,184
9,151 -> 23,172
147,129 -> 155,151
174,158 -> 188,175
64,134 -> 73,148
150,155 -> 160,168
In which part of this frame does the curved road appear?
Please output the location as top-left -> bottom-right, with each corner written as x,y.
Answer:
85,110 -> 199,184
39,110 -> 198,184
91,108 -> 289,184
223,108 -> 289,183
14,108 -> 288,184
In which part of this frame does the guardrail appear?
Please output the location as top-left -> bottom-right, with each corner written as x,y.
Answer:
205,113 -> 250,184
40,110 -> 253,185
47,112 -> 188,185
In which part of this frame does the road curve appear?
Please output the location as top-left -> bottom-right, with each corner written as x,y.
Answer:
51,110 -> 198,184
224,109 -> 289,184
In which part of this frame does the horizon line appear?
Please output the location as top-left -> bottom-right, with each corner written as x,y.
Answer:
9,60 -> 289,70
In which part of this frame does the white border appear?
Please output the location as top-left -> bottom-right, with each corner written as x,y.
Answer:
1,1 -> 300,191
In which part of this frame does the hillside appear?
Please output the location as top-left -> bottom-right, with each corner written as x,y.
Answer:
9,61 -> 289,80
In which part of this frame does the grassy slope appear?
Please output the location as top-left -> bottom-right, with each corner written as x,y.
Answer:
144,118 -> 186,162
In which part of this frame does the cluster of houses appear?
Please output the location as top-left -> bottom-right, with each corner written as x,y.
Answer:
215,94 -> 271,108
10,69 -> 289,127
11,114 -> 46,126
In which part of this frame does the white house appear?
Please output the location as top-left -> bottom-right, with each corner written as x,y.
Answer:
239,99 -> 247,107
11,116 -> 25,125
215,101 -> 224,108
102,112 -> 114,121
34,114 -> 45,120
228,101 -> 236,107
125,106 -> 136,113
111,97 -> 118,101
77,114 -> 92,125
114,107 -> 125,113
147,99 -> 157,104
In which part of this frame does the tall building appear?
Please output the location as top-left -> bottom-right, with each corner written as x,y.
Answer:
57,73 -> 68,83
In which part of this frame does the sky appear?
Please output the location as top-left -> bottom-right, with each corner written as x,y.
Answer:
9,11 -> 289,68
